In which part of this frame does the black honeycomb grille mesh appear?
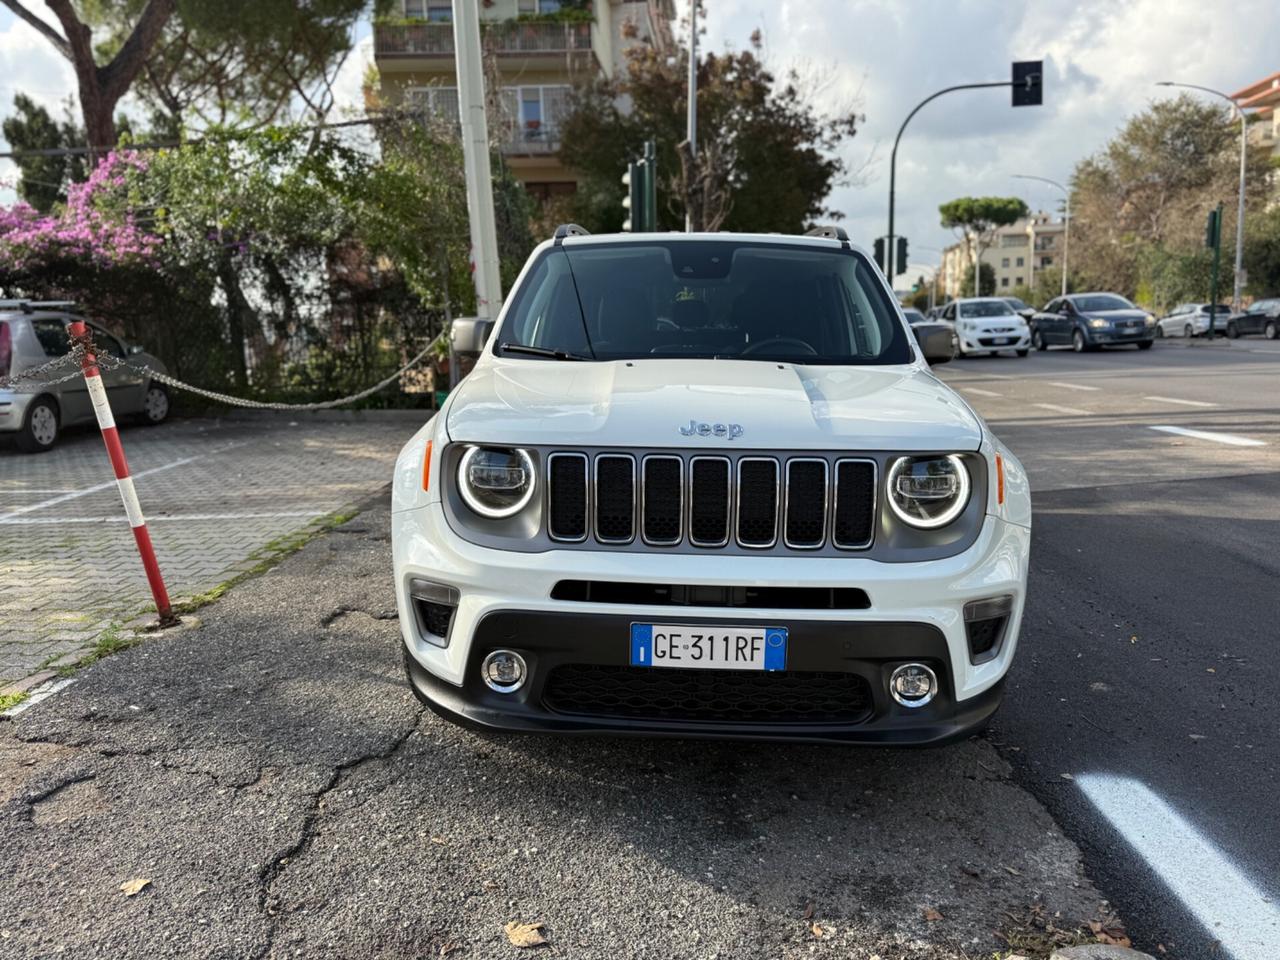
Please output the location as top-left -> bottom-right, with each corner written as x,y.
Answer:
642,457 -> 682,543
548,455 -> 587,540
595,455 -> 635,541
542,664 -> 874,724
736,459 -> 778,546
785,460 -> 826,546
834,460 -> 876,547
689,458 -> 730,544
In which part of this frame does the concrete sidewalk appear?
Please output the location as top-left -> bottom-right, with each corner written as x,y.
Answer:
0,496 -> 1119,959
0,414 -> 423,695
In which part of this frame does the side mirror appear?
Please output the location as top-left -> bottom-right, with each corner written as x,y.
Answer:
449,317 -> 494,357
919,326 -> 954,365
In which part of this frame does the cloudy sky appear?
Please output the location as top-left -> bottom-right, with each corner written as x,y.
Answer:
3,0 -> 1278,274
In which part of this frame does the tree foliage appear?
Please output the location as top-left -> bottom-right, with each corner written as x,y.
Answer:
1,94 -> 87,212
958,261 -> 996,298
558,33 -> 862,234
1068,94 -> 1273,306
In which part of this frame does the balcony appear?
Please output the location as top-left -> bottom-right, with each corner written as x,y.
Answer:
500,122 -> 562,156
374,19 -> 594,61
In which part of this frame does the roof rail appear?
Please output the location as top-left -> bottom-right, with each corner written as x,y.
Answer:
553,223 -> 590,245
0,300 -> 79,313
804,225 -> 850,246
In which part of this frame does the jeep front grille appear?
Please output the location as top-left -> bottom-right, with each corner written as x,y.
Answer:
546,452 -> 876,551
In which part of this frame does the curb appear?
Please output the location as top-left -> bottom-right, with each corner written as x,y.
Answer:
1048,946 -> 1158,959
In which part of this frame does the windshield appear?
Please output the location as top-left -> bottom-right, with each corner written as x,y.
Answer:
959,300 -> 1016,318
496,240 -> 914,365
1074,294 -> 1134,312
1003,298 -> 1029,311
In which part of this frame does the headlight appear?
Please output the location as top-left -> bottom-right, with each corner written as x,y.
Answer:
458,445 -> 536,518
1088,318 -> 1108,329
1145,315 -> 1156,326
887,455 -> 971,529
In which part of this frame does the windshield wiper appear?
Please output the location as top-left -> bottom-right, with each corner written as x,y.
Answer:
498,342 -> 592,362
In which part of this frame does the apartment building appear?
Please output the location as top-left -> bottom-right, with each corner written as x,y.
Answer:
939,212 -> 1066,300
373,0 -> 674,201
1232,71 -> 1280,159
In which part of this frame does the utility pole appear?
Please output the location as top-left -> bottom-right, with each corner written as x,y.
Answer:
1207,203 -> 1224,340
1012,173 -> 1070,297
1158,81 -> 1247,312
685,1 -> 697,233
887,62 -> 1042,283
453,0 -> 503,324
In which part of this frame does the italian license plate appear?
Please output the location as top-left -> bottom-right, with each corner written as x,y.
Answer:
994,337 -> 1012,345
630,623 -> 787,671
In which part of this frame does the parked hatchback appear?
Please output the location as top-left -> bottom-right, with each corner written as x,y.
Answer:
1155,303 -> 1231,338
1225,298 -> 1280,340
0,301 -> 171,452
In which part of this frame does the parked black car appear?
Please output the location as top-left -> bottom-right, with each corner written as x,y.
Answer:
1225,298 -> 1280,340
1030,293 -> 1156,352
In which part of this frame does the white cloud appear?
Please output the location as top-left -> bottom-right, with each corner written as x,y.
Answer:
680,0 -> 1280,274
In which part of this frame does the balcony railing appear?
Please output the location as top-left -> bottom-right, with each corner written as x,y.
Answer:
375,20 -> 593,58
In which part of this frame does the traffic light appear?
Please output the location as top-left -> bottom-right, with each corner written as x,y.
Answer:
1205,206 -> 1222,248
895,236 -> 908,276
1012,60 -> 1043,107
873,237 -> 886,272
621,163 -> 638,232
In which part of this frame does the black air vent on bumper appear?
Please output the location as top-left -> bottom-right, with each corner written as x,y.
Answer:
542,665 -> 874,724
550,580 -> 871,610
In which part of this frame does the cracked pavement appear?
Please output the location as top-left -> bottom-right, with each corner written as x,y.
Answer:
0,494 -> 1112,959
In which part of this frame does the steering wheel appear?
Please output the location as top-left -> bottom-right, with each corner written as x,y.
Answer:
741,337 -> 819,357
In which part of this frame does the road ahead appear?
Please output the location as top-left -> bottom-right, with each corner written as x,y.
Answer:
938,339 -> 1280,959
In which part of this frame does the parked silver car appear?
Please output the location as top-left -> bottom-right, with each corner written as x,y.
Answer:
0,301 -> 170,452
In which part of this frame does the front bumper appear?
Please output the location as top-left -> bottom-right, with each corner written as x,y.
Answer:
392,501 -> 1030,743
960,330 -> 1030,353
1085,326 -> 1153,345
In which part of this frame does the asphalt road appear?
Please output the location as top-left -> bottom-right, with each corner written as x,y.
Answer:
937,338 -> 1280,960
0,503 -> 1109,959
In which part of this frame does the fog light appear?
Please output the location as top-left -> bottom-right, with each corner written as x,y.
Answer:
889,662 -> 937,708
481,650 -> 527,694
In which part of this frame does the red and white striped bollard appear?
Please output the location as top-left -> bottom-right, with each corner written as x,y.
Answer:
69,321 -> 178,627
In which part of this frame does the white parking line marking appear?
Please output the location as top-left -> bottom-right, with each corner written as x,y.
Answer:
0,455 -> 202,520
1144,395 -> 1217,408
2,677 -> 77,717
0,511 -> 321,526
962,387 -> 1003,398
1077,774 -> 1280,960
1150,426 -> 1265,447
1033,403 -> 1091,416
1047,381 -> 1101,391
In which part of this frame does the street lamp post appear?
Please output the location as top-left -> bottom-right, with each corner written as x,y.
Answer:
685,0 -> 697,233
1157,81 -> 1247,313
1012,173 -> 1070,298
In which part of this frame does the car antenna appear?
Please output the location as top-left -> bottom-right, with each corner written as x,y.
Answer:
557,246 -> 598,360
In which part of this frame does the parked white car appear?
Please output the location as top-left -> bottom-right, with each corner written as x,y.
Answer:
391,227 -> 1031,744
940,297 -> 1031,357
1155,303 -> 1231,338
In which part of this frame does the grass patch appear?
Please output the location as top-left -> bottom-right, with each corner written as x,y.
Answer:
171,505 -> 360,617
56,622 -> 142,677
0,691 -> 30,713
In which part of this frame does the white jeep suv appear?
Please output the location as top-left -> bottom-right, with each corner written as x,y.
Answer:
391,227 -> 1031,744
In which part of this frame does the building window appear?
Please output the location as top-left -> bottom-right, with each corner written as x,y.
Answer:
1015,256 -> 1024,267
427,1 -> 451,21
524,181 -> 578,203
1015,277 -> 1023,286
1001,257 -> 1010,268
1040,256 -> 1053,267
1001,277 -> 1010,288
405,86 -> 460,127
404,0 -> 426,15
518,0 -> 563,12
1000,234 -> 1029,247
501,85 -> 571,143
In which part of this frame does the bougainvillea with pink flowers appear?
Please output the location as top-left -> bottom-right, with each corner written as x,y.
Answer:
0,151 -> 161,271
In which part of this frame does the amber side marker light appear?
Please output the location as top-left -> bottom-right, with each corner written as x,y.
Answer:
995,453 -> 1005,505
422,440 -> 433,491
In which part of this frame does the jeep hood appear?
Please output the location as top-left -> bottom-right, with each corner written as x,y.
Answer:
445,358 -> 983,452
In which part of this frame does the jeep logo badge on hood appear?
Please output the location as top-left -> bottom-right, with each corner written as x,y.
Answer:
680,420 -> 744,440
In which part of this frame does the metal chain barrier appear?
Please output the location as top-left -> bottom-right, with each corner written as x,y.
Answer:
1,336 -> 441,409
